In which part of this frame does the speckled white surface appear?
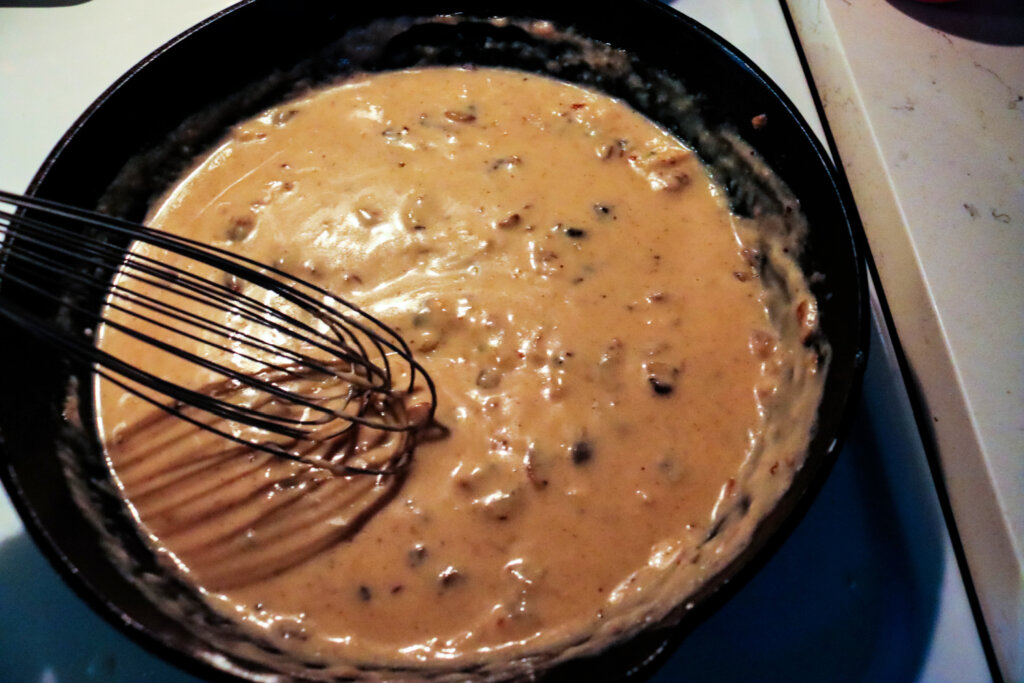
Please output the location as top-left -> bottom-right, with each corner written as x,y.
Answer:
788,2 -> 1023,677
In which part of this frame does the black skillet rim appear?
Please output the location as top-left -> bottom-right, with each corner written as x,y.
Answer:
0,1 -> 869,680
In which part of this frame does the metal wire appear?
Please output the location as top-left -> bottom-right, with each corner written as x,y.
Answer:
0,189 -> 437,475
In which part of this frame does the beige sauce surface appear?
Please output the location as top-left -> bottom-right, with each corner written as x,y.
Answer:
97,67 -> 823,675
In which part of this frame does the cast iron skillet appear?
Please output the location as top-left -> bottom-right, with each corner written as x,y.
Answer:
0,1 -> 868,680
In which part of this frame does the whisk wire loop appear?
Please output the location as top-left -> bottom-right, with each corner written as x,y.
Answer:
0,190 -> 437,474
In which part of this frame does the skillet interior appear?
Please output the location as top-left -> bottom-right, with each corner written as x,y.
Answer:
0,1 -> 867,680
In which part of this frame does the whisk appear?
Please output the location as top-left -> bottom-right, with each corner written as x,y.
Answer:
0,189 -> 438,477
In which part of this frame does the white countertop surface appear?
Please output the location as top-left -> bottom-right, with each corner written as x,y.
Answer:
787,2 -> 1023,678
0,0 -> 1012,680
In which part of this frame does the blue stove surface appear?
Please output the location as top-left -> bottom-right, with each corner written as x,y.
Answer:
0,313 -> 990,682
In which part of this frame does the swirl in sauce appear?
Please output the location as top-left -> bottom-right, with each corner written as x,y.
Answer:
97,67 -> 824,676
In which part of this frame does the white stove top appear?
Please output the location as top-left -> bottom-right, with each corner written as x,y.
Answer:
0,1 -> 994,680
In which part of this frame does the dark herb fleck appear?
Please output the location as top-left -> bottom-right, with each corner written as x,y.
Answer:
357,585 -> 372,602
646,362 -> 680,396
564,226 -> 587,239
476,367 -> 502,389
741,248 -> 764,270
439,566 -> 462,588
225,215 -> 254,242
649,377 -> 674,395
275,475 -> 301,490
272,108 -> 299,125
497,213 -> 521,229
600,139 -> 628,159
490,155 -> 522,170
445,110 -> 477,124
407,544 -> 428,567
570,441 -> 593,465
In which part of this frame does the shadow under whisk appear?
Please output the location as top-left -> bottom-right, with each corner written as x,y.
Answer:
109,395 -> 411,589
0,189 -> 439,476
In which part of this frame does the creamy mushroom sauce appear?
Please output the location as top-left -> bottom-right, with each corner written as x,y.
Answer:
96,67 -> 824,677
